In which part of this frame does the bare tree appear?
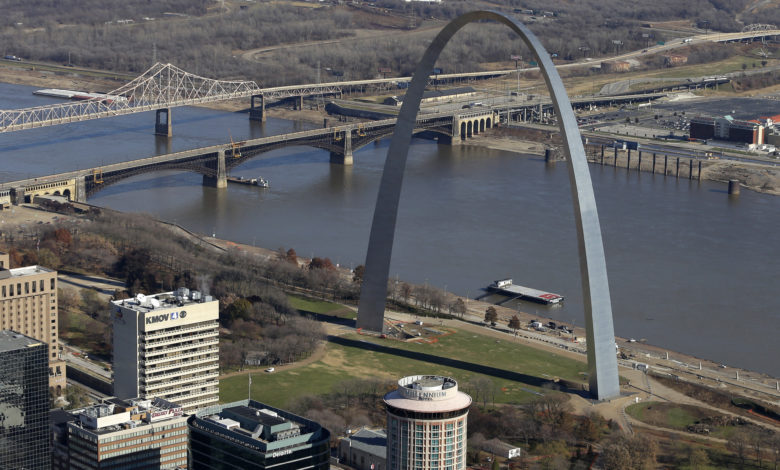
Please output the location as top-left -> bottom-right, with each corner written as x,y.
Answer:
688,446 -> 709,470
728,432 -> 750,468
508,315 -> 521,332
484,306 -> 498,324
450,298 -> 466,318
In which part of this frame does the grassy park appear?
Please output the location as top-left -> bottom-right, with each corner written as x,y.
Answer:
220,321 -> 588,407
288,295 -> 357,319
626,401 -> 750,439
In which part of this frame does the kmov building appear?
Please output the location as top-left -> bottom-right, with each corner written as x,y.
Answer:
112,289 -> 219,413
384,376 -> 471,470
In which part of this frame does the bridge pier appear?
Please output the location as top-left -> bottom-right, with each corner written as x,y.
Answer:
296,95 -> 304,110
249,94 -> 266,122
203,150 -> 228,188
330,131 -> 353,165
155,108 -> 172,137
75,177 -> 87,203
10,187 -> 25,205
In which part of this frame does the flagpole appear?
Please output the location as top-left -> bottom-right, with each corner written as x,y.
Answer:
248,373 -> 252,402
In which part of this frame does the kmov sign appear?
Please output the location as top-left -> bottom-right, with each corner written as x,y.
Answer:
145,310 -> 187,325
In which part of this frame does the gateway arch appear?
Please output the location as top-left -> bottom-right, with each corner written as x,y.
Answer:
356,10 -> 620,400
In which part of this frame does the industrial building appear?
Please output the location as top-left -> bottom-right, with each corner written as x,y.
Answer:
0,251 -> 65,392
187,399 -> 331,469
54,397 -> 188,469
384,375 -> 472,470
339,428 -> 387,470
0,330 -> 51,470
689,115 -> 766,145
112,288 -> 219,414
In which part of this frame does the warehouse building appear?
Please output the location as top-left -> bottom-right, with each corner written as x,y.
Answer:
689,115 -> 766,145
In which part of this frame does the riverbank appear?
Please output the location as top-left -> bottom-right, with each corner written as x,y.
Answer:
5,202 -> 779,402
201,221 -> 780,402
0,64 -> 121,94
464,131 -> 780,196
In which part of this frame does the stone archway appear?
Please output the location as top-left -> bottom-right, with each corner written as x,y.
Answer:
356,10 -> 619,400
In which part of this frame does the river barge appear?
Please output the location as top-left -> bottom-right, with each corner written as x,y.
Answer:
33,89 -> 126,103
488,278 -> 564,304
227,176 -> 269,188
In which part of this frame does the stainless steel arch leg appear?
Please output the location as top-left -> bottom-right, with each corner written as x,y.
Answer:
357,10 -> 620,400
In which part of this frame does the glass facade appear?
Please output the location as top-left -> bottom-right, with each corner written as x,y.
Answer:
187,400 -> 331,470
0,333 -> 51,470
387,413 -> 467,470
189,427 -> 330,470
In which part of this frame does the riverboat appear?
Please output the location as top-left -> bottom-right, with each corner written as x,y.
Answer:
487,278 -> 563,304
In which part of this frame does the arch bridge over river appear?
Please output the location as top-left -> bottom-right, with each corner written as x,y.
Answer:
0,109 -> 495,204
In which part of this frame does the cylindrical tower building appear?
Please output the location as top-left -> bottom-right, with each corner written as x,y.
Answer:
384,375 -> 472,470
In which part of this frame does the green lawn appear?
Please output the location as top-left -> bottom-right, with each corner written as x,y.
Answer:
220,326 -> 588,408
288,296 -> 343,314
289,295 -> 356,319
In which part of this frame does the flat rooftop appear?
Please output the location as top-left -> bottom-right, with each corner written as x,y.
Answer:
0,330 -> 44,353
0,265 -> 54,279
112,289 -> 214,314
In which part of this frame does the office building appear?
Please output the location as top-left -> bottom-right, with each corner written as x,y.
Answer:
0,330 -> 51,470
188,399 -> 331,469
62,397 -> 188,469
339,428 -> 387,470
112,288 -> 219,413
0,251 -> 65,391
384,375 -> 471,470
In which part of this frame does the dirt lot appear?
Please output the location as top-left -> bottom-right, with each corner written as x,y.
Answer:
0,65 -> 122,93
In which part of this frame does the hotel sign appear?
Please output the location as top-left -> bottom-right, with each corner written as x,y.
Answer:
149,407 -> 183,422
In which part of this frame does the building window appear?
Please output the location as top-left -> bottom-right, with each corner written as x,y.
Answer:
25,282 -> 29,294
17,283 -> 21,295
51,279 -> 55,290
40,280 -> 44,291
8,284 -> 13,296
32,282 -> 36,293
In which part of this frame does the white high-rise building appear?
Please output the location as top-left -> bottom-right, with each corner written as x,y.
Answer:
112,289 -> 219,414
385,375 -> 471,470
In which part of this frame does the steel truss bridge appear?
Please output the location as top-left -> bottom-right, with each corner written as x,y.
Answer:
0,62 -> 509,133
0,63 -> 260,133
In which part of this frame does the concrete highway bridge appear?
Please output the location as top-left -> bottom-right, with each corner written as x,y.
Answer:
0,109 -> 495,205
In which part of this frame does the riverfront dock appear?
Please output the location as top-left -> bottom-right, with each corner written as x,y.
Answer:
488,279 -> 564,305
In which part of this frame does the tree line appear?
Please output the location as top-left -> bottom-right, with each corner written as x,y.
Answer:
0,0 -> 758,86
